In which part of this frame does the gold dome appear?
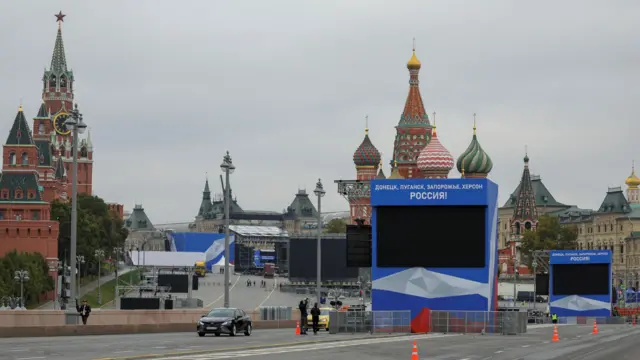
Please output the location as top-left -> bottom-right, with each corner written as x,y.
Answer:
626,162 -> 640,188
407,50 -> 421,70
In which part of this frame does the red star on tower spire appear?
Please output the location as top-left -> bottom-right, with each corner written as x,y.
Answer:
55,11 -> 66,24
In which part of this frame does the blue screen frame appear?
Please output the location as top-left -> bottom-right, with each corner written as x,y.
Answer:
370,178 -> 499,331
549,250 -> 612,317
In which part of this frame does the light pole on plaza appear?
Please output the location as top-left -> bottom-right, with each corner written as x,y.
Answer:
94,249 -> 105,305
314,179 -> 325,306
48,259 -> 62,309
113,247 -> 123,309
65,103 -> 87,303
14,270 -> 29,310
220,151 -> 235,308
76,255 -> 85,293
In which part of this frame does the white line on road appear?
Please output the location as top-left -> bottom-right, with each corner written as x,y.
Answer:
154,334 -> 457,359
522,345 -> 530,348
494,350 -> 503,353
206,275 -> 242,308
257,276 -> 278,308
17,357 -> 45,360
154,346 -> 168,349
114,350 -> 134,354
9,349 -> 28,352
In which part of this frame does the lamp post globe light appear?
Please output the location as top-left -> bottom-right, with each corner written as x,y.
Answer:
220,151 -> 235,308
65,103 -> 87,305
314,178 -> 325,306
94,249 -> 105,305
14,270 -> 29,310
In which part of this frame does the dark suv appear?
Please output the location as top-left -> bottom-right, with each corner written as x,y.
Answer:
197,308 -> 252,337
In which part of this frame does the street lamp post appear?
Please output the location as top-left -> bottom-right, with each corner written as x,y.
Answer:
76,255 -> 85,296
14,270 -> 29,310
48,259 -> 62,309
532,260 -> 538,309
94,249 -> 105,305
113,247 -> 123,309
314,179 -> 325,306
220,151 -> 235,308
65,103 -> 87,303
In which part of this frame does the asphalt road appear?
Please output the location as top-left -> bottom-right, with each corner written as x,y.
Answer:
0,329 -> 376,360
2,325 -> 638,360
152,324 -> 637,360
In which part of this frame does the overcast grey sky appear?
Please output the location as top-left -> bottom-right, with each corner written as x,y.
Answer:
0,1 -> 638,224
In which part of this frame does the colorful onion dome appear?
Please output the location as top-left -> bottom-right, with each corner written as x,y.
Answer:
456,120 -> 493,177
407,49 -> 421,70
416,124 -> 454,177
353,128 -> 381,167
626,162 -> 640,188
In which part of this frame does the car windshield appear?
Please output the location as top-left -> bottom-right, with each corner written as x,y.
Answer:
207,309 -> 235,318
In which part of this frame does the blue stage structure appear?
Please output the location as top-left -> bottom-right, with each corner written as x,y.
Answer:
549,250 -> 612,317
370,178 -> 499,332
168,232 -> 235,270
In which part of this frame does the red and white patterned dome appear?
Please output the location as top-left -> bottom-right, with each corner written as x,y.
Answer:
416,127 -> 454,178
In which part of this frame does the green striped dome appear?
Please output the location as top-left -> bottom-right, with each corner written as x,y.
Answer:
456,132 -> 493,175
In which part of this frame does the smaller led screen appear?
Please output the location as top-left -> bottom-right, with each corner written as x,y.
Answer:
552,264 -> 610,295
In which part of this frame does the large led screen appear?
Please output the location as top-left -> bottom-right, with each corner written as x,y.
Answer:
376,205 -> 486,268
289,237 -> 359,280
552,263 -> 610,295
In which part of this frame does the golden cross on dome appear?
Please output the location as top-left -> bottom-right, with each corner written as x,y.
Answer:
473,113 -> 477,135
412,37 -> 416,51
365,114 -> 369,134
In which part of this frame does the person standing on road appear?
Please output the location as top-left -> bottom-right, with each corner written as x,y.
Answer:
551,313 -> 558,324
76,299 -> 92,325
310,302 -> 320,335
299,299 -> 309,335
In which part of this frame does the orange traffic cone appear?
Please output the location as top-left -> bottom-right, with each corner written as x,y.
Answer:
591,320 -> 598,335
295,321 -> 301,335
411,340 -> 419,360
551,325 -> 560,342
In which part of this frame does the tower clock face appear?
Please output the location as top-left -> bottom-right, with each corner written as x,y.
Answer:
54,112 -> 71,135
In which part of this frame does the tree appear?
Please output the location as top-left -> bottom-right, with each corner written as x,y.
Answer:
51,193 -> 128,275
325,218 -> 347,233
520,214 -> 578,268
0,251 -> 54,306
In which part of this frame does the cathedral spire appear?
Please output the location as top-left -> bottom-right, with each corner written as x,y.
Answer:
511,149 -> 538,231
51,12 -> 68,74
392,43 -> 432,178
197,176 -> 213,218
6,105 -> 34,145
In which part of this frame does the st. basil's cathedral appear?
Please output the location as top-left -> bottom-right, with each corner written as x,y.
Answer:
0,14 -> 96,273
336,47 -> 493,225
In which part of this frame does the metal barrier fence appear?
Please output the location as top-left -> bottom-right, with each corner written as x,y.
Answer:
257,306 -> 293,320
430,311 -> 528,335
329,310 -> 411,334
557,316 -> 626,325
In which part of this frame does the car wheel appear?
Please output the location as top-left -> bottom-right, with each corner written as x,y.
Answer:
214,332 -> 221,336
326,328 -> 329,331
244,323 -> 252,336
229,324 -> 236,336
198,332 -> 205,337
